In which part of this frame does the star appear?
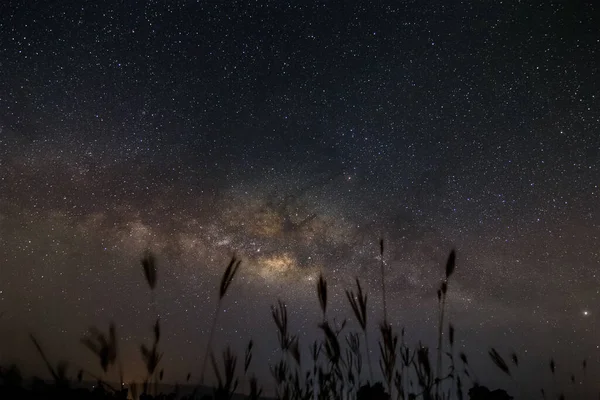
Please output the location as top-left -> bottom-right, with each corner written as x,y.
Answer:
0,1 -> 598,396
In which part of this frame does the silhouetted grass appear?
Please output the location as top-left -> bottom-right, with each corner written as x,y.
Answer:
29,334 -> 69,388
346,278 -> 372,384
200,256 -> 242,385
317,273 -> 327,321
81,323 -> 120,383
210,347 -> 238,400
141,319 -> 163,394
140,252 -> 164,396
379,239 -> 388,325
435,250 -> 455,399
5,241 -> 596,400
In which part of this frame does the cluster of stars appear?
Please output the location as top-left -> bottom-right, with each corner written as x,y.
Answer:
0,0 -> 599,397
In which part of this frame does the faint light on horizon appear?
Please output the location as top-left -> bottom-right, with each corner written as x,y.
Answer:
583,310 -> 590,316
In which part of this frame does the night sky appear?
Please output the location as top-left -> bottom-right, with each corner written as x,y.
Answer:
1,1 -> 599,397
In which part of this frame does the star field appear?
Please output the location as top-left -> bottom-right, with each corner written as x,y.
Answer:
0,1 -> 599,397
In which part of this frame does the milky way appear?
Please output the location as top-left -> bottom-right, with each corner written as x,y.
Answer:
1,1 -> 599,397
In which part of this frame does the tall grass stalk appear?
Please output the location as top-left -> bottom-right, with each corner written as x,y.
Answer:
379,239 -> 388,325
30,334 -> 64,386
80,323 -> 121,389
317,272 -> 327,323
142,250 -> 158,317
346,278 -> 373,383
140,252 -> 162,395
200,255 -> 241,384
436,250 -> 456,399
